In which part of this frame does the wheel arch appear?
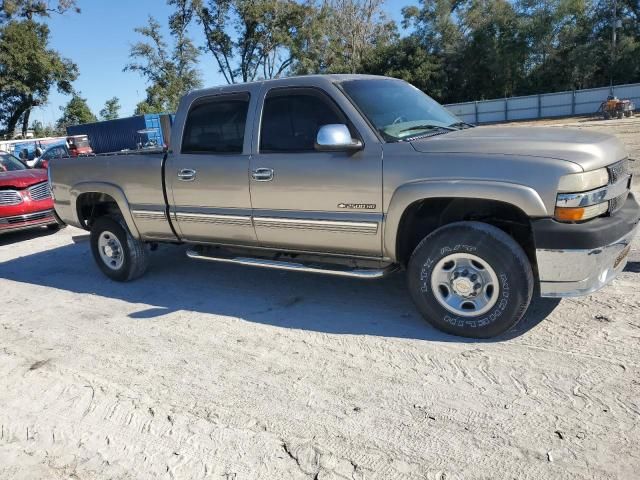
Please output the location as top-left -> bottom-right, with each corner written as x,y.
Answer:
386,180 -> 547,267
71,182 -> 140,238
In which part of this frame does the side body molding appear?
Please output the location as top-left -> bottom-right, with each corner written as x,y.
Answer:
383,180 -> 549,260
69,182 -> 141,238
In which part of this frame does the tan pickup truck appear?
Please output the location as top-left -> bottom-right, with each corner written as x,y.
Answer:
49,75 -> 640,338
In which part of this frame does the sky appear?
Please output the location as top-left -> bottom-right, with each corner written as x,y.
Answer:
32,0 -> 417,126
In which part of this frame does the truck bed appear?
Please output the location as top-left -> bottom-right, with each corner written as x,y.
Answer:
50,149 -> 177,241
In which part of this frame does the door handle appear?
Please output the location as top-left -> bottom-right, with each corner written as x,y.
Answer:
178,168 -> 196,181
251,168 -> 274,182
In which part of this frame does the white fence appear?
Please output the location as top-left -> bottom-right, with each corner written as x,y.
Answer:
444,83 -> 640,124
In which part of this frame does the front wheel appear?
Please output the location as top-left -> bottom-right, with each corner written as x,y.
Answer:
90,216 -> 149,281
407,221 -> 534,338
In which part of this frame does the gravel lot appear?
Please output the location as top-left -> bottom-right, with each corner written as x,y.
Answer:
1,117 -> 639,480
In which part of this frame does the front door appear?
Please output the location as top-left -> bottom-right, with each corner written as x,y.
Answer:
167,92 -> 256,244
249,87 -> 383,256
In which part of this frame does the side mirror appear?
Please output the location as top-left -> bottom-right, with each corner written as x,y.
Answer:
315,124 -> 363,152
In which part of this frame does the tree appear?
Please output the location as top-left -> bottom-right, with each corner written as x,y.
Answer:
361,36 -> 444,97
399,0 -> 529,102
587,0 -> 640,87
31,119 -> 44,136
394,0 -> 468,102
397,0 -> 639,102
56,94 -> 96,130
516,0 -> 594,93
125,6 -> 202,114
296,0 -> 397,75
456,0 -> 528,100
191,0 -> 318,83
31,119 -> 57,137
99,96 -> 120,120
1,0 -> 79,25
0,20 -> 77,136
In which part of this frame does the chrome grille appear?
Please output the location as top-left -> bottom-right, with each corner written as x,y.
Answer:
0,190 -> 22,205
607,159 -> 629,185
607,159 -> 631,215
609,191 -> 629,214
29,182 -> 51,200
28,182 -> 51,201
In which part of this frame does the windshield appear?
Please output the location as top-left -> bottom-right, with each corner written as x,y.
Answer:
0,152 -> 27,172
339,79 -> 461,141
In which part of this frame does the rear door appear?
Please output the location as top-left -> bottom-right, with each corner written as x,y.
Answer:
167,92 -> 257,244
249,86 -> 383,256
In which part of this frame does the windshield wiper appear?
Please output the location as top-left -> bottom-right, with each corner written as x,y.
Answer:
448,121 -> 475,129
398,124 -> 456,135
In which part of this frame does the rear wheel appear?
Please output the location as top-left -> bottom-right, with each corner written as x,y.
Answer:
90,216 -> 149,281
407,221 -> 534,338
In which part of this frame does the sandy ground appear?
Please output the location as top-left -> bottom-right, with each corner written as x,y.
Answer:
1,118 -> 640,480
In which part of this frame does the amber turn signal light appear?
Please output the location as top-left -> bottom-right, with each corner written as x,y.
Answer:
554,202 -> 608,222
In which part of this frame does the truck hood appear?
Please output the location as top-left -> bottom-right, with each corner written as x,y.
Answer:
410,126 -> 627,171
0,169 -> 48,189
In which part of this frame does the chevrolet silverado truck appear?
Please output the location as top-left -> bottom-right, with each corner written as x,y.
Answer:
49,75 -> 640,338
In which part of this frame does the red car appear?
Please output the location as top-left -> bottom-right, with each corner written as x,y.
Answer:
0,151 -> 60,234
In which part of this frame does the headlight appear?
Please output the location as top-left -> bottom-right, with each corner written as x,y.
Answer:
555,168 -> 611,222
555,167 -> 618,222
557,168 -> 609,193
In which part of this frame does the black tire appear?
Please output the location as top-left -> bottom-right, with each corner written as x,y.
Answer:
47,222 -> 65,231
407,221 -> 534,338
90,216 -> 149,282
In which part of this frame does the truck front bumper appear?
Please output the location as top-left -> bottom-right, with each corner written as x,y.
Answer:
533,193 -> 640,298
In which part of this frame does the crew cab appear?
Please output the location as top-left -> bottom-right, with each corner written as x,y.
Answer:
49,75 -> 640,338
0,152 -> 59,234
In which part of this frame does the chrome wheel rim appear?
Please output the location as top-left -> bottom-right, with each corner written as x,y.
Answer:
98,231 -> 124,270
430,253 -> 499,317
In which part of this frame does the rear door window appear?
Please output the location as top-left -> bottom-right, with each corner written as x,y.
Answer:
182,93 -> 250,154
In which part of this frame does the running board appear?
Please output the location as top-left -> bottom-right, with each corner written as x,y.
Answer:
186,249 -> 396,279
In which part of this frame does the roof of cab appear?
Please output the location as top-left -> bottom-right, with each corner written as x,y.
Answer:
185,74 -> 395,100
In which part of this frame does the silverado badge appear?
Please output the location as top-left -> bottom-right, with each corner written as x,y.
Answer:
338,203 -> 377,209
